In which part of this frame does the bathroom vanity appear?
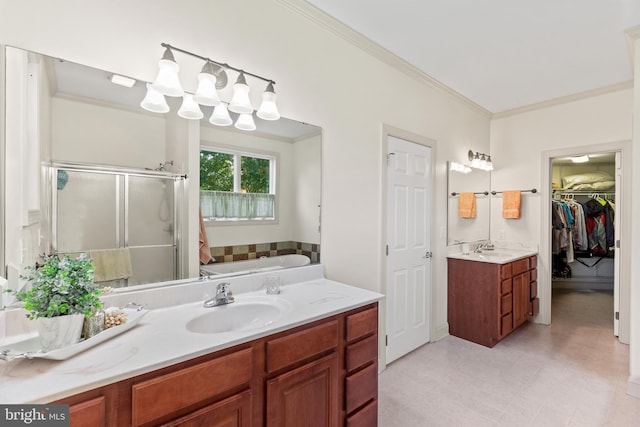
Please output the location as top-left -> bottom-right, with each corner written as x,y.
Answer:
0,265 -> 381,427
447,248 -> 538,348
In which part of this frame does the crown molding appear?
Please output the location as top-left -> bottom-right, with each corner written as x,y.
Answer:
276,0 -> 492,117
491,80 -> 633,119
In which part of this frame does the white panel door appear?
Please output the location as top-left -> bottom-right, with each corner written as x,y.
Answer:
386,136 -> 432,363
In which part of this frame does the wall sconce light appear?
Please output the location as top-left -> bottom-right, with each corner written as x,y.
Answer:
468,150 -> 494,171
141,43 -> 280,131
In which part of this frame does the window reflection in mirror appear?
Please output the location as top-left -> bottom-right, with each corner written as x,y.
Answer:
447,161 -> 490,245
1,45 -> 321,290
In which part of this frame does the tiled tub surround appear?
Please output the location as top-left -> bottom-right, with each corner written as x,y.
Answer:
209,241 -> 320,263
0,264 -> 380,404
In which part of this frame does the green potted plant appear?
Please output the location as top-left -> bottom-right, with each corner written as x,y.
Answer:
11,253 -> 103,352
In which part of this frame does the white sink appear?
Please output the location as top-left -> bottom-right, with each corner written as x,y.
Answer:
186,296 -> 292,334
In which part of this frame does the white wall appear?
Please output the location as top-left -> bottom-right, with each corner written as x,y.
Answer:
0,0 -> 491,362
52,97 -> 166,168
292,134 -> 321,245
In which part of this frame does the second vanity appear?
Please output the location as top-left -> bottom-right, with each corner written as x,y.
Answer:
447,245 -> 539,348
0,265 -> 381,426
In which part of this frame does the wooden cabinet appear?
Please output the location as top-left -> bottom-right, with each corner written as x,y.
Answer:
266,353 -> 340,427
448,256 -> 537,347
53,303 -> 378,427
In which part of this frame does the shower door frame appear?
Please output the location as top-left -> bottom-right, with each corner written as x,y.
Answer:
49,162 -> 185,284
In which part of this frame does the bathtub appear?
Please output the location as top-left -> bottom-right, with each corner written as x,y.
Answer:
200,254 -> 311,277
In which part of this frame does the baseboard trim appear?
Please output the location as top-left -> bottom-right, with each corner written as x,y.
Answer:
433,323 -> 449,342
628,375 -> 640,399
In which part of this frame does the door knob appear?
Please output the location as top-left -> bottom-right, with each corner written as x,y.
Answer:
423,251 -> 433,259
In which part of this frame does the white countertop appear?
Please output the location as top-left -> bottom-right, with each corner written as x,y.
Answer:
446,241 -> 538,264
446,249 -> 537,264
0,266 -> 382,404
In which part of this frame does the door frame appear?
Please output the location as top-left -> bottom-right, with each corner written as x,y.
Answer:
540,140 -> 631,343
380,124 -> 437,369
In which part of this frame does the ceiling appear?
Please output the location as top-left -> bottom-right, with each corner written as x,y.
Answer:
305,0 -> 640,113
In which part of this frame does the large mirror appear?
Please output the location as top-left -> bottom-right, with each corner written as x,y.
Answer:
1,45 -> 321,291
446,162 -> 490,244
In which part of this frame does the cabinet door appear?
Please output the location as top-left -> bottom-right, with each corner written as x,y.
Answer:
512,272 -> 530,327
266,353 -> 339,427
161,390 -> 252,427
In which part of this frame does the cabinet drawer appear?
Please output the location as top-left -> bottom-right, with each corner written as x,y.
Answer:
346,334 -> 377,373
346,399 -> 377,427
530,268 -> 538,282
501,313 -> 513,336
266,320 -> 338,373
346,307 -> 378,342
345,362 -> 377,414
529,256 -> 537,269
512,258 -> 530,275
132,348 -> 253,426
501,278 -> 512,295
500,264 -> 512,280
501,293 -> 512,315
530,281 -> 538,299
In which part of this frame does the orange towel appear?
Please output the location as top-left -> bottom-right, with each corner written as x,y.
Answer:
502,190 -> 522,219
458,192 -> 476,218
199,209 -> 213,264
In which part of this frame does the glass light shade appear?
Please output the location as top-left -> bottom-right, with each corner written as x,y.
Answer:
486,156 -> 494,171
257,83 -> 280,120
234,113 -> 256,131
194,63 -> 221,106
151,48 -> 183,97
177,94 -> 203,120
140,84 -> 170,113
470,153 -> 482,169
209,103 -> 233,126
228,73 -> 253,114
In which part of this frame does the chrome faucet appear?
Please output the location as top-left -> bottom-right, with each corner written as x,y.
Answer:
204,282 -> 235,307
474,242 -> 495,253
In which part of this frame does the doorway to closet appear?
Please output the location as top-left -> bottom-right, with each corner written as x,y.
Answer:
550,150 -> 621,338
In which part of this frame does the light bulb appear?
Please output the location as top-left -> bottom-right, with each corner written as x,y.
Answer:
193,62 -> 221,106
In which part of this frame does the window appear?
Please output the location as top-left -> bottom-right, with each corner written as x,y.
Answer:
200,147 -> 276,221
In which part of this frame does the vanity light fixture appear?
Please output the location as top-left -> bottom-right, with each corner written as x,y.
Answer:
570,155 -> 589,163
141,43 -> 280,131
468,150 -> 494,171
449,161 -> 472,173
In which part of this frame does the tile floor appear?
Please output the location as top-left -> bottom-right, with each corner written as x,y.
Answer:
378,289 -> 640,426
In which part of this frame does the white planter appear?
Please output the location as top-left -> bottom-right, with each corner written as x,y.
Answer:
37,314 -> 85,352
